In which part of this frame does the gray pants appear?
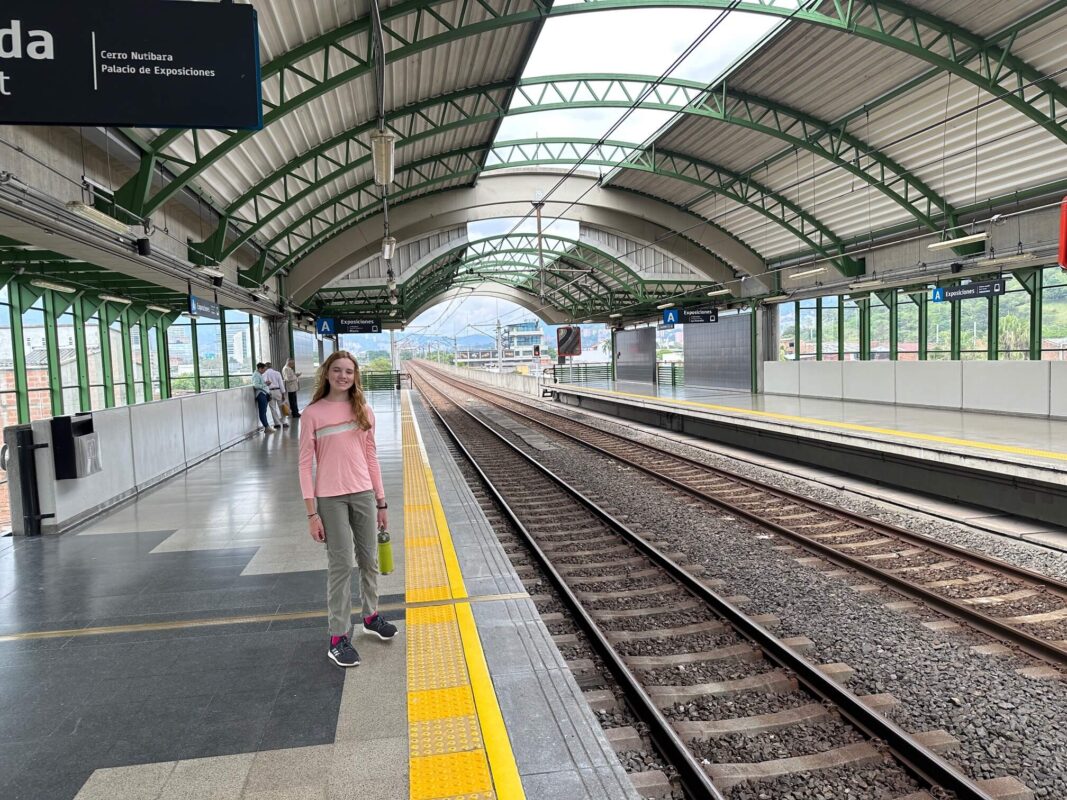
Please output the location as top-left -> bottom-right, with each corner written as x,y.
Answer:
318,491 -> 379,636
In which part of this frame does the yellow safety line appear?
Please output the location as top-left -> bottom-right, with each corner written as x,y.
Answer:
564,384 -> 1067,462
402,390 -> 524,800
0,593 -> 531,644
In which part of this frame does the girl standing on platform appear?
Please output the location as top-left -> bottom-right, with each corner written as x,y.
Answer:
299,350 -> 397,668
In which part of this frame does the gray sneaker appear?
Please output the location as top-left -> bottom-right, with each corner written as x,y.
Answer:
362,614 -> 397,640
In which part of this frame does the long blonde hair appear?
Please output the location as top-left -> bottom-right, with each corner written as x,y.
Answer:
310,350 -> 371,430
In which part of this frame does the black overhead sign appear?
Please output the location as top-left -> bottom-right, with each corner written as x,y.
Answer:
336,317 -> 381,334
681,306 -> 719,324
189,294 -> 220,321
934,279 -> 1006,303
0,1 -> 262,129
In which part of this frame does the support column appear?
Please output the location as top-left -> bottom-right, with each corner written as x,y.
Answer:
950,297 -> 961,360
121,311 -> 136,403
815,298 -> 823,360
41,291 -> 64,416
98,315 -> 115,408
140,321 -> 153,398
1015,268 -> 1042,361
190,318 -> 202,394
911,293 -> 927,360
988,295 -> 999,361
72,299 -> 90,411
837,295 -> 845,362
9,282 -> 30,423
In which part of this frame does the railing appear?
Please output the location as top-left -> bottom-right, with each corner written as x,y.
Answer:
543,362 -> 685,387
360,371 -> 411,390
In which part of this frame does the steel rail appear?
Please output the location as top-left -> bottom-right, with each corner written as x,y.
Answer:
409,365 -> 996,800
420,365 -> 1067,667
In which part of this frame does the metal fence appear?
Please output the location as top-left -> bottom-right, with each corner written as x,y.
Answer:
360,371 -> 411,390
543,362 -> 685,387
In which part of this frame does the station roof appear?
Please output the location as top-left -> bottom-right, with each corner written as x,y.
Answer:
105,0 -> 1067,325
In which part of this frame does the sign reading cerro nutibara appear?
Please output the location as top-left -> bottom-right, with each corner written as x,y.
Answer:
0,1 -> 261,129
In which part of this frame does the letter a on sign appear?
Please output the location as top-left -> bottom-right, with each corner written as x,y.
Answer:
662,308 -> 680,325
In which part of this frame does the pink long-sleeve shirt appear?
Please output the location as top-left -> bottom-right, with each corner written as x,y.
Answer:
298,399 -> 385,501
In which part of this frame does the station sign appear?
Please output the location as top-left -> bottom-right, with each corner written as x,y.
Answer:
681,306 -> 719,324
316,317 -> 381,335
557,325 -> 582,356
657,323 -> 674,331
662,308 -> 680,325
0,1 -> 261,129
188,294 -> 219,320
931,280 -> 1005,303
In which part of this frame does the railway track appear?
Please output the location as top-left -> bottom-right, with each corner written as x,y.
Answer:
409,365 -> 1013,800
414,362 -> 1067,668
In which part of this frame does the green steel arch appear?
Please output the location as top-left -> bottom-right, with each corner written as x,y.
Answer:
115,0 -> 1067,226
190,74 -> 958,267
264,138 -> 863,278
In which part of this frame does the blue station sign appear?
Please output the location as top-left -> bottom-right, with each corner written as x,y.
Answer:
662,308 -> 681,325
0,1 -> 262,129
932,279 -> 1006,303
189,294 -> 220,321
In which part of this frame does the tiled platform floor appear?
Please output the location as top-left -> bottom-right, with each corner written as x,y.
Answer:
0,389 -> 635,800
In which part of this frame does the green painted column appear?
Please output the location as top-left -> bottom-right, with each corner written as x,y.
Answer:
190,318 -> 202,394
911,293 -> 927,360
793,301 -> 800,359
98,312 -> 115,408
72,298 -> 91,411
859,297 -> 871,360
120,312 -> 136,403
880,291 -> 898,361
220,311 -> 231,388
157,324 -> 171,399
9,282 -> 30,423
41,291 -> 64,416
950,296 -> 961,360
750,305 -> 758,392
815,298 -> 823,360
1014,268 -> 1042,360
988,295 -> 999,361
837,295 -> 845,362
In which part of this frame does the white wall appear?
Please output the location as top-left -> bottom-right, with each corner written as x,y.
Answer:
26,386 -> 261,534
765,359 -> 1063,419
437,364 -> 541,396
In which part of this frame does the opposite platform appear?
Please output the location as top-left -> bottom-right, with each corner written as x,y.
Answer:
0,389 -> 638,800
547,380 -> 1067,530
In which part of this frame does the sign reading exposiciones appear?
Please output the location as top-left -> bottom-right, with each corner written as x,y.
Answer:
0,1 -> 261,129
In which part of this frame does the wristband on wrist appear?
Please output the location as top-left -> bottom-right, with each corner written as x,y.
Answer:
307,512 -> 319,519
376,501 -> 388,509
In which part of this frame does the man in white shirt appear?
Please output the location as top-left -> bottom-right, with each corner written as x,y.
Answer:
282,358 -> 302,418
264,362 -> 287,429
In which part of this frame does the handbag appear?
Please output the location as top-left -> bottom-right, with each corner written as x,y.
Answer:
281,401 -> 291,417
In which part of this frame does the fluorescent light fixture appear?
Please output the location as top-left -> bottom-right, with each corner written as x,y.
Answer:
609,312 -> 622,318
98,294 -> 133,305
389,309 -> 397,317
147,304 -> 171,313
388,292 -> 398,306
66,201 -> 132,236
849,279 -> 884,289
787,267 -> 826,280
582,319 -> 593,324
252,286 -> 271,300
370,131 -> 396,186
656,302 -> 675,310
194,265 -> 225,279
763,294 -> 790,302
975,252 -> 1036,267
381,236 -> 397,261
30,278 -> 76,293
706,288 -> 730,297
928,231 -> 988,251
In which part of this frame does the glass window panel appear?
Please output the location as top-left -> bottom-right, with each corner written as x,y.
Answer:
86,314 -> 104,386
798,299 -> 816,361
196,322 -> 224,379
1042,267 -> 1067,359
226,319 -> 254,383
109,320 -> 125,386
0,391 -> 19,428
62,387 -> 81,414
777,304 -> 795,360
24,299 -> 50,399
897,294 -> 920,360
293,330 -> 318,373
148,328 -> 160,398
959,295 -> 988,359
927,292 -> 951,355
135,383 -> 146,404
998,276 -> 1030,358
253,315 -> 270,364
0,291 -> 14,392
820,296 -> 838,360
58,313 -> 79,409
870,295 -> 890,360
90,385 -> 107,411
28,390 -> 51,421
201,376 -> 226,391
167,318 -> 196,395
842,298 -> 860,360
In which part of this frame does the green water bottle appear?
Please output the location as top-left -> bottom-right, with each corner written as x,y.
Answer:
377,527 -> 394,575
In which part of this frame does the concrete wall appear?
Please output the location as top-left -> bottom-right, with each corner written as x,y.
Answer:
765,360 -> 1065,419
437,364 -> 541,396
22,386 -> 261,534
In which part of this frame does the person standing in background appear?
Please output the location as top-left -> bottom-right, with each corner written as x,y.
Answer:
264,362 -> 287,429
283,358 -> 302,418
251,363 -> 272,433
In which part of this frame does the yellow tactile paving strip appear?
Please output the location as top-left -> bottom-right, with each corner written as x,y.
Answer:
402,391 -> 525,800
564,384 -> 1067,463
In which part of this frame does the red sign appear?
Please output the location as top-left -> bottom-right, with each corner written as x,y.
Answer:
1060,197 -> 1067,271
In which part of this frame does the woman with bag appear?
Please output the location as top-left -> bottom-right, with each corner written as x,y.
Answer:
283,358 -> 302,418
298,350 -> 397,667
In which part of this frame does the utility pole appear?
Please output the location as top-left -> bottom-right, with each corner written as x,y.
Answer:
534,195 -> 545,302
496,318 -> 503,372
389,329 -> 397,371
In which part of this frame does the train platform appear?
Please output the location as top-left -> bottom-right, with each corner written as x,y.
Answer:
0,390 -> 637,800
545,380 -> 1067,534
